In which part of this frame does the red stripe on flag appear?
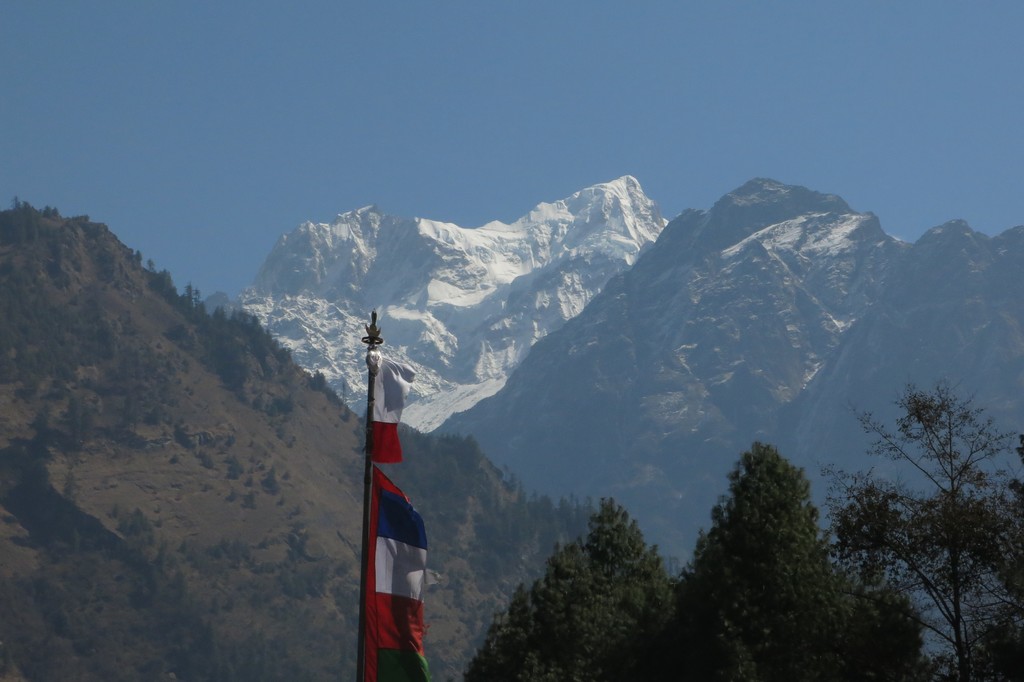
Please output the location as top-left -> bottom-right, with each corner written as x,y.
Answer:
373,593 -> 426,653
372,421 -> 403,463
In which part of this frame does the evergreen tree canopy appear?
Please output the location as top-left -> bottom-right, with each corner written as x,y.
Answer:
465,499 -> 673,682
672,442 -> 848,681
467,443 -> 929,681
669,442 -> 928,681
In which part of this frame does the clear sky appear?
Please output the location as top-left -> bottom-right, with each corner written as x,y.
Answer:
3,2 -> 1023,297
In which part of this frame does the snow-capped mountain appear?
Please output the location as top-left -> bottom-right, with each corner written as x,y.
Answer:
441,179 -> 1024,555
239,176 -> 665,429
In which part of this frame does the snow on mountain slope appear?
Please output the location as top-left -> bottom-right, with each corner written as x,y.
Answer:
239,176 -> 665,430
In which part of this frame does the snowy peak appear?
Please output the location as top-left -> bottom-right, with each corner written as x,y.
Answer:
239,177 -> 666,430
532,176 -> 659,234
688,178 -> 855,253
391,177 -> 663,315
250,204 -> 388,297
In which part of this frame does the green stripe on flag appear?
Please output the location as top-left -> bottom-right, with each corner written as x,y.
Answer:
377,648 -> 430,682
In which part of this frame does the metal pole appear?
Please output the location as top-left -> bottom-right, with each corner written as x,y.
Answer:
357,311 -> 383,682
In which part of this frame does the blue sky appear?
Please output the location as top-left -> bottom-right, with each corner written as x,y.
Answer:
3,2 -> 1023,296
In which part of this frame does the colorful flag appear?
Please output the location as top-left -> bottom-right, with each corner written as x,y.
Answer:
364,466 -> 430,682
371,356 -> 416,463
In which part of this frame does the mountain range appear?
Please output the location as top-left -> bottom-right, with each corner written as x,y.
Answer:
240,178 -> 1024,555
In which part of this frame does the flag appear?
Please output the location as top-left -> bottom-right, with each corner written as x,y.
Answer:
371,355 -> 416,463
364,466 -> 430,682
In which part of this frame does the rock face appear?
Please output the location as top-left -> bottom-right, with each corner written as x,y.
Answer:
239,176 -> 665,431
443,180 -> 1024,555
784,219 -> 1024,471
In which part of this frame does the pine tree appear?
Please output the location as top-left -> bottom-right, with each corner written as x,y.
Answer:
465,499 -> 672,681
669,443 -> 849,680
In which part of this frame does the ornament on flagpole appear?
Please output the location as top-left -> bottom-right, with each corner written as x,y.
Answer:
362,310 -> 384,347
363,310 -> 383,375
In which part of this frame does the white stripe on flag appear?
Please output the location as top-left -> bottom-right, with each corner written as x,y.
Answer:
373,358 -> 416,424
375,536 -> 427,600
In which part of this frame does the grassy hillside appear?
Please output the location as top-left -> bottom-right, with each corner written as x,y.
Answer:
0,202 -> 589,681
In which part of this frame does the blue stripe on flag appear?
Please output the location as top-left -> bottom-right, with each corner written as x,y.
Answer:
378,490 -> 428,550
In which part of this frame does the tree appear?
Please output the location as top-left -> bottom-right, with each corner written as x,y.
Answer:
671,442 -> 884,681
829,382 -> 1023,681
984,435 -> 1024,679
465,499 -> 673,682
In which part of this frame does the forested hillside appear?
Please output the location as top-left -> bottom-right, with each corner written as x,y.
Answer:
0,202 -> 590,681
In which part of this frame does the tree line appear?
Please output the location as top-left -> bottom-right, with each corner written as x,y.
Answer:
466,383 -> 1024,681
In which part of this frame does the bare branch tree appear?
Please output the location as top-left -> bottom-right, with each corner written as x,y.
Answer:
828,382 -> 1022,681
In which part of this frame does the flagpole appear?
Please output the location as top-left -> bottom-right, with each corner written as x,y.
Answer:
357,311 -> 383,682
